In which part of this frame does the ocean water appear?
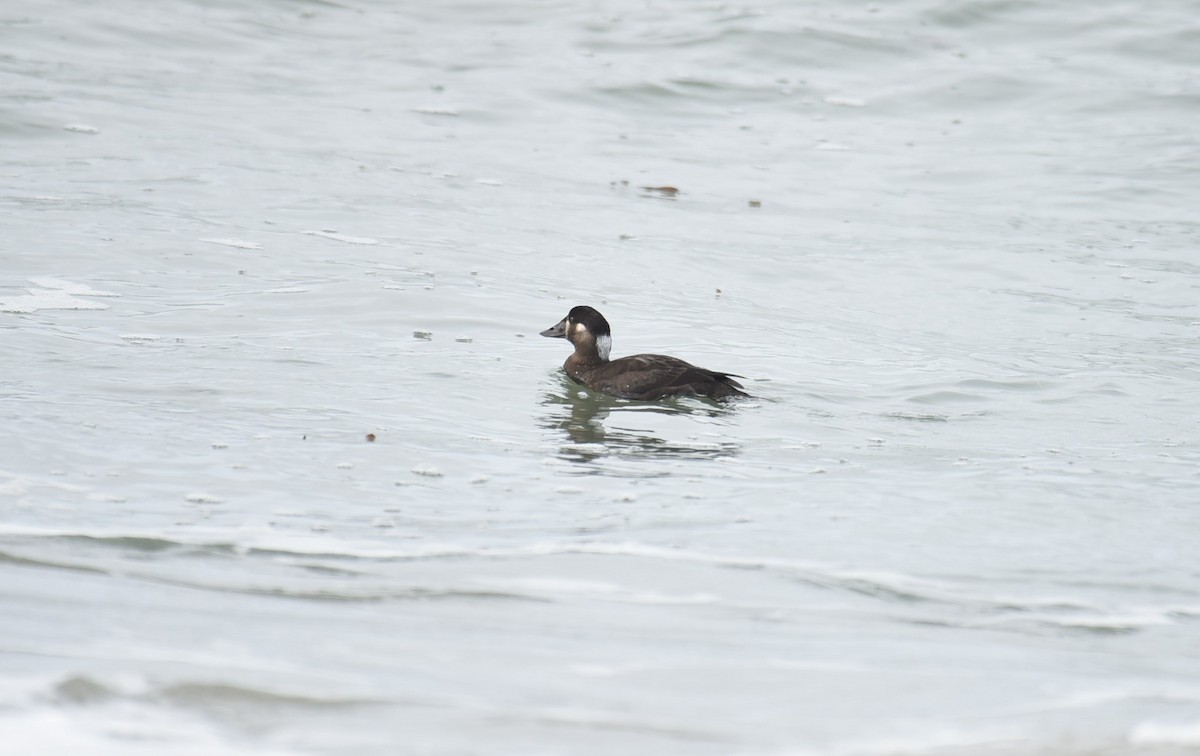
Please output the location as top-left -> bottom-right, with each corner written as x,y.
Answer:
3,0 -> 1199,753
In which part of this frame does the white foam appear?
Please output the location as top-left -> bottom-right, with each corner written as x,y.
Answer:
0,472 -> 93,497
1034,684 -> 1200,714
1130,720 -> 1200,746
570,663 -> 642,677
486,577 -> 714,607
27,277 -> 117,296
302,230 -> 379,245
492,577 -> 619,594
1,278 -> 119,314
0,290 -> 109,313
0,705 -> 293,756
976,609 -> 1174,631
413,106 -> 459,116
829,726 -> 1011,756
201,238 -> 261,249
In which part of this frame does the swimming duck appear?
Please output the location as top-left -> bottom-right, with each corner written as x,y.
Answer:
540,306 -> 749,401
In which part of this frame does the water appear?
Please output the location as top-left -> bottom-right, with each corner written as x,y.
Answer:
3,0 -> 1200,753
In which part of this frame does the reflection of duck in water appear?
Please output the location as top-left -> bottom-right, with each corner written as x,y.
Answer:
539,384 -> 740,465
540,306 -> 749,401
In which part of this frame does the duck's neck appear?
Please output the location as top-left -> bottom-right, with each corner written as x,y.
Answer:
565,348 -> 606,376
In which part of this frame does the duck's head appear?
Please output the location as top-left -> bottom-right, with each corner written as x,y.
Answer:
540,305 -> 612,361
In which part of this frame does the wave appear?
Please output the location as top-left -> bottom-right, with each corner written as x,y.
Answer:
1,526 -> 1192,633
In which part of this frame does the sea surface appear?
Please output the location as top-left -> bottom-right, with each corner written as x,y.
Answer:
2,0 -> 1199,753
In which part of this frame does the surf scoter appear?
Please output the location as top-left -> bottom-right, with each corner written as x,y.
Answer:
540,305 -> 749,401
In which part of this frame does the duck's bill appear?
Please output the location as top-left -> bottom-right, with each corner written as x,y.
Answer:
540,318 -> 567,338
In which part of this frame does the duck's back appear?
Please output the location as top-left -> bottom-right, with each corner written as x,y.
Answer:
576,353 -> 748,401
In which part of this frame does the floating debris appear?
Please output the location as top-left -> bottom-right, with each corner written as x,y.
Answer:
184,492 -> 223,504
823,95 -> 867,108
640,185 -> 680,198
120,334 -> 164,344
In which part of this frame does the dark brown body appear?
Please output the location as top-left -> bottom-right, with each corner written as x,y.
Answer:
565,352 -> 748,400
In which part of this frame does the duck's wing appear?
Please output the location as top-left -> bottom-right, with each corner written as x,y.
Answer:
590,354 -> 748,400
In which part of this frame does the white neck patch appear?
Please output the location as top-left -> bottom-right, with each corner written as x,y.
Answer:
596,334 -> 612,362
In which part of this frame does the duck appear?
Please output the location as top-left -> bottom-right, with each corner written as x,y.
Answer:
540,305 -> 749,401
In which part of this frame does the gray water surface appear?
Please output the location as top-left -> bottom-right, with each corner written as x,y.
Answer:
3,0 -> 1200,753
